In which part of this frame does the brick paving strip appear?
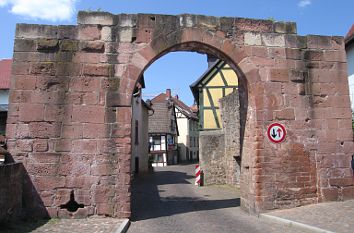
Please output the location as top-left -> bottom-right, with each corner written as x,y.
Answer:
261,200 -> 354,233
0,216 -> 130,233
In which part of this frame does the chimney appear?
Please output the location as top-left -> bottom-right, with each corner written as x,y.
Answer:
166,89 -> 171,98
175,94 -> 179,100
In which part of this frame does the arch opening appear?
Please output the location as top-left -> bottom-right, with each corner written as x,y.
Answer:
128,41 -> 249,219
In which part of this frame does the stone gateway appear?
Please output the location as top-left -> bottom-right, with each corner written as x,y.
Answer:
7,11 -> 354,219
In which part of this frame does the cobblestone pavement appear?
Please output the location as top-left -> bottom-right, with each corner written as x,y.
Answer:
128,164 -> 312,233
266,199 -> 354,233
0,216 -> 123,233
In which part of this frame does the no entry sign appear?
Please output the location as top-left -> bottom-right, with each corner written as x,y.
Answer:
267,123 -> 286,143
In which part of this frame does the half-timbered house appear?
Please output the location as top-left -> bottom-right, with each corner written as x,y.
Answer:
190,58 -> 239,130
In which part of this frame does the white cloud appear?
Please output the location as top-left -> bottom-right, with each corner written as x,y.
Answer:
298,0 -> 312,8
0,0 -> 77,21
0,0 -> 10,7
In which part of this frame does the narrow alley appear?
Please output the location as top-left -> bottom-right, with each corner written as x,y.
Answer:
128,164 -> 311,233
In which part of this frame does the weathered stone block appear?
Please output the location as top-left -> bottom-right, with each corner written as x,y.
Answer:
61,124 -> 83,139
11,62 -> 30,75
323,50 -> 347,62
269,69 -> 289,82
274,108 -> 295,120
274,21 -> 297,34
285,34 -> 307,48
58,25 -> 77,39
244,32 -> 262,46
101,26 -> 113,41
304,50 -> 323,61
91,163 -> 117,176
55,139 -> 73,152
65,176 -> 96,189
36,39 -> 59,51
77,25 -> 101,41
330,36 -> 345,50
285,48 -> 303,60
19,104 -> 44,122
262,33 -> 285,47
27,163 -> 59,176
83,64 -> 113,77
342,186 -> 354,200
72,106 -> 105,124
289,69 -> 306,83
28,122 -> 61,139
14,76 -> 36,90
60,40 -> 79,51
14,39 -> 36,52
16,24 -> 58,39
234,18 -> 274,33
34,176 -> 65,191
118,14 -> 137,27
79,41 -> 105,52
321,187 -> 339,201
33,139 -> 49,152
83,124 -> 107,139
69,77 -> 101,92
118,28 -> 134,42
329,177 -> 354,187
97,203 -> 114,216
58,161 -> 91,176
307,35 -> 332,49
30,62 -> 56,75
44,105 -> 67,122
78,11 -> 116,26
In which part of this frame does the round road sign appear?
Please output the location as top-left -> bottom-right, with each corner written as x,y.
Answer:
267,123 -> 286,143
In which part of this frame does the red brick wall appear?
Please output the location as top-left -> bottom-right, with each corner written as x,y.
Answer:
7,12 -> 354,218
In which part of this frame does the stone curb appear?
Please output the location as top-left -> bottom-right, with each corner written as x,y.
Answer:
260,214 -> 335,233
113,218 -> 130,233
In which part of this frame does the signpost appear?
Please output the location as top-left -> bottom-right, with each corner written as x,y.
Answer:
267,123 -> 286,143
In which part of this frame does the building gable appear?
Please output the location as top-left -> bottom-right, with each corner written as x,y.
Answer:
190,59 -> 238,130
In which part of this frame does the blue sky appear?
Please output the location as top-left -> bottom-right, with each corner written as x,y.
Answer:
0,0 -> 353,105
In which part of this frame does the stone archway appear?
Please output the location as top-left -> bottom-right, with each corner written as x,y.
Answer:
122,39 -> 253,211
7,11 -> 354,219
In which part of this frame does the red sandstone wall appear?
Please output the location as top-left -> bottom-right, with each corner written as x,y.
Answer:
7,12 -> 354,218
0,163 -> 23,222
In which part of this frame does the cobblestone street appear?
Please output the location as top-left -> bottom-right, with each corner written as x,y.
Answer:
265,199 -> 354,233
0,217 -> 122,233
128,164 -> 312,233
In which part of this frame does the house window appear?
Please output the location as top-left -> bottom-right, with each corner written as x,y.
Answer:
135,120 -> 139,145
150,135 -> 166,151
153,136 -> 161,151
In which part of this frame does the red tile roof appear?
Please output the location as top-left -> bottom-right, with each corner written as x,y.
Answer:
0,59 -> 12,89
151,93 -> 168,103
345,24 -> 354,47
151,92 -> 197,119
346,24 -> 354,39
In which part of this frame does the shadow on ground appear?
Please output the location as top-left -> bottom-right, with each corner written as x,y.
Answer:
131,167 -> 240,221
0,219 -> 49,233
